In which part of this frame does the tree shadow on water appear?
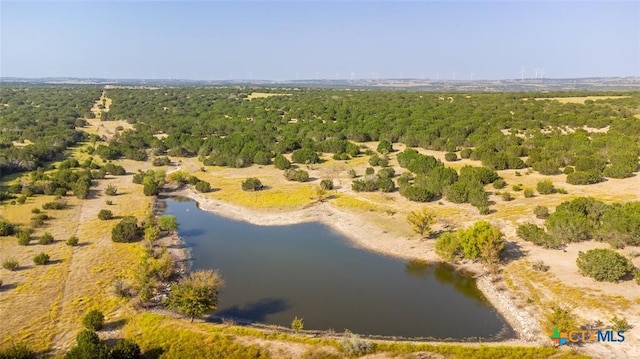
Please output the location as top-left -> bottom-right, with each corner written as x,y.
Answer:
211,298 -> 290,323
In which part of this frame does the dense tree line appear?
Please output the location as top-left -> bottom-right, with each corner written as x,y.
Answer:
0,86 -> 101,174
518,197 -> 640,248
2,86 -> 639,183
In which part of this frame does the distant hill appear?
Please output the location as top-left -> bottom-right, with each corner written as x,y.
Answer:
1,76 -> 639,91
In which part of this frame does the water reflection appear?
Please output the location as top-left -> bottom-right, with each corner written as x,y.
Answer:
167,197 -> 511,339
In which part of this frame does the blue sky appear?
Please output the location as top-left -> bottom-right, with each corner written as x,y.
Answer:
1,1 -> 639,80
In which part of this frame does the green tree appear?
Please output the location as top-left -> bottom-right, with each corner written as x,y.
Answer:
291,317 -> 304,333
166,270 -> 224,322
158,215 -> 178,233
406,209 -> 436,238
435,232 -> 459,261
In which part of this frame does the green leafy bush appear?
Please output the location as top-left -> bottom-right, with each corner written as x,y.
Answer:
111,217 -> 141,243
0,220 -> 16,236
566,170 -> 603,185
273,154 -> 291,170
284,169 -> 309,182
444,152 -> 458,161
543,305 -> 579,335
33,252 -> 50,265
576,248 -> 633,282
38,232 -> 54,245
523,188 -> 535,198
17,231 -> 32,246
98,209 -> 114,220
66,236 -> 79,246
492,178 -> 507,189
109,339 -> 141,359
82,309 -> 105,331
536,180 -> 555,194
516,224 -> 562,249
195,180 -> 212,193
241,177 -> 263,191
319,179 -> 334,190
534,205 -> 549,219
2,258 -> 19,271
104,184 -> 118,196
435,232 -> 459,261
0,343 -> 36,359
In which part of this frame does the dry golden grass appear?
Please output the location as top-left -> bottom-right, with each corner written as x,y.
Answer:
535,95 -> 630,104
246,92 -> 291,100
0,155 -> 152,352
11,140 -> 33,148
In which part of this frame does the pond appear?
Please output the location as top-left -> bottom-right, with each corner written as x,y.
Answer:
165,197 -> 512,340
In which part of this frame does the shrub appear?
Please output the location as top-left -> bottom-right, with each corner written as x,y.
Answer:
566,170 -> 603,185
38,232 -> 54,245
543,305 -> 579,334
563,166 -> 575,174
158,215 -> 178,232
105,200 -> 113,205
0,343 -> 36,359
534,205 -> 549,219
435,232 -> 459,261
284,169 -> 309,182
532,260 -> 550,272
536,180 -> 555,194
523,188 -> 535,198
109,339 -> 142,359
104,184 -> 118,196
492,178 -> 507,189
511,184 -> 523,191
0,220 -> 16,236
291,148 -> 320,164
340,333 -> 374,356
66,236 -> 79,246
319,179 -> 334,190
2,258 -> 19,271
241,177 -> 263,191
195,180 -> 212,193
17,231 -> 32,246
376,167 -> 395,179
273,154 -> 291,170
152,156 -> 171,166
576,249 -> 633,282
16,195 -> 26,204
347,169 -> 356,178
516,223 -> 562,249
33,252 -> 50,265
43,199 -> 67,210
111,217 -> 140,243
376,140 -> 393,154
610,316 -> 631,331
460,148 -> 472,159
291,317 -> 304,333
98,209 -> 113,220
501,192 -> 513,201
31,213 -> 50,227
82,309 -> 105,331
444,152 -> 458,161
365,167 -> 374,176
406,209 -> 435,238
368,154 -> 389,167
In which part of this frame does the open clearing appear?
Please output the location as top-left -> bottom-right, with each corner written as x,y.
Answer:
535,95 -> 631,103
246,92 -> 291,100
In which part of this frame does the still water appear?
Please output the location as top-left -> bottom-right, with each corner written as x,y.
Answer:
166,198 -> 511,339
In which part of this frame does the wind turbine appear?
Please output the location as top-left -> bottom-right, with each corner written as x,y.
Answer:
520,65 -> 528,80
452,70 -> 457,80
470,72 -> 475,81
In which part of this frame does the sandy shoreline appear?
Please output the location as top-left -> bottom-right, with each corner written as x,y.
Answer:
163,187 -> 542,344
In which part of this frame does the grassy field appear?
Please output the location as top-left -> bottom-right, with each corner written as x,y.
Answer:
534,95 -> 630,104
